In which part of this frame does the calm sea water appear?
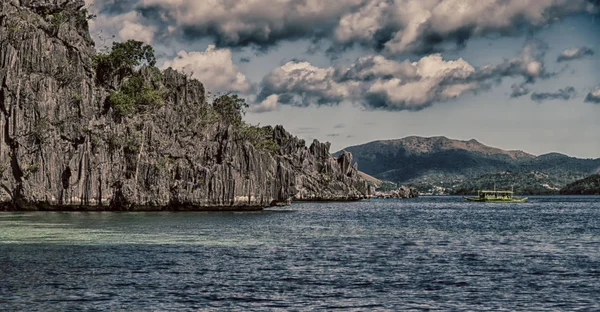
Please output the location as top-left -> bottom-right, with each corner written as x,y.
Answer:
1,196 -> 599,311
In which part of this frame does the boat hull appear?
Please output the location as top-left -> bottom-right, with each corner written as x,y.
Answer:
463,196 -> 528,203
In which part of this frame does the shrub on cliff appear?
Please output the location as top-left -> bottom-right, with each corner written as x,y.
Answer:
93,40 -> 164,119
210,93 -> 278,152
93,40 -> 156,88
211,93 -> 248,127
93,40 -> 278,152
108,73 -> 165,118
239,124 -> 279,152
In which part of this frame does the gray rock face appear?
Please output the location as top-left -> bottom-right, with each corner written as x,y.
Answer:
0,1 -> 372,210
375,186 -> 419,199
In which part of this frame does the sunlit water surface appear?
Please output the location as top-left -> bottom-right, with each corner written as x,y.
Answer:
1,196 -> 599,311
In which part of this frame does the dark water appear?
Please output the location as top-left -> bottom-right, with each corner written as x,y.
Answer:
1,196 -> 600,311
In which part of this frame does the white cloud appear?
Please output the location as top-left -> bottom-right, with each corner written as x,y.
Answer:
333,0 -> 591,54
140,0 -> 364,45
91,0 -> 595,53
248,95 -> 280,113
334,0 -> 389,43
557,47 -> 594,62
258,43 -> 551,110
88,11 -> 155,49
365,54 -> 478,109
477,41 -> 548,81
119,20 -> 156,44
259,61 -> 359,106
162,45 -> 251,94
585,86 -> 600,103
260,53 -> 481,110
337,55 -> 417,81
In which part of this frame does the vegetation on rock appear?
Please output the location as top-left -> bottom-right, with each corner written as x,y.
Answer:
0,0 -> 372,211
108,73 -> 165,118
93,40 -> 156,87
239,124 -> 279,152
211,93 -> 248,127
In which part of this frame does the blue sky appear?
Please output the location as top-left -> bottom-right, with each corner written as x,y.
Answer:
87,0 -> 600,158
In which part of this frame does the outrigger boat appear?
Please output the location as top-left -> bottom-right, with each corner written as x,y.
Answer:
463,186 -> 528,203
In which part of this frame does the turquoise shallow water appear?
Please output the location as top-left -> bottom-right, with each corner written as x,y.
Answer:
1,196 -> 599,311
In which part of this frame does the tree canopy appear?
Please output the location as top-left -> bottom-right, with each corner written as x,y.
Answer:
211,93 -> 249,126
93,40 -> 156,87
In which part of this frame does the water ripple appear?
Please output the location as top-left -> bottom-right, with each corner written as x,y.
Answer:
1,196 -> 600,310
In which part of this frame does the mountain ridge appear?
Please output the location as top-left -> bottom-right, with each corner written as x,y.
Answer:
336,136 -> 600,194
339,136 -> 537,159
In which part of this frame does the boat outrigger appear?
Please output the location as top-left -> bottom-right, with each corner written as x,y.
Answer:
463,187 -> 528,203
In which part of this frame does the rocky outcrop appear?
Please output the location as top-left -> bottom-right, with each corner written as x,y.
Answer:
0,0 -> 371,210
375,186 -> 419,199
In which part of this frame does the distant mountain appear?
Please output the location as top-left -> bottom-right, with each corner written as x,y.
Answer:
560,174 -> 600,195
378,136 -> 534,159
336,136 -> 600,194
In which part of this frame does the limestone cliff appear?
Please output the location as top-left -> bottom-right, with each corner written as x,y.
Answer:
0,0 -> 372,210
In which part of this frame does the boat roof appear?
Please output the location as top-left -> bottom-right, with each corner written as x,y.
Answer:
480,190 -> 513,193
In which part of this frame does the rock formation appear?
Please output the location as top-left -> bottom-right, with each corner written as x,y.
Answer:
375,186 -> 419,199
0,0 -> 372,211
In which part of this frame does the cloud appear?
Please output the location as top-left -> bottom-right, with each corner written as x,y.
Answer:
378,0 -> 595,54
334,55 -> 418,81
87,4 -> 156,49
248,94 -> 280,113
530,87 -> 576,102
161,45 -> 251,94
134,0 -> 363,49
475,41 -> 549,82
557,47 -> 595,62
364,55 -> 479,110
511,83 -> 530,98
88,0 -> 598,54
585,86 -> 600,103
240,57 -> 251,63
257,61 -> 359,107
257,43 -> 551,111
119,19 -> 156,44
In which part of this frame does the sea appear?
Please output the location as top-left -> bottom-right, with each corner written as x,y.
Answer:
1,196 -> 599,311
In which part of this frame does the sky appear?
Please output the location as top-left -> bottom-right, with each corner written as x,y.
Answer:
86,0 -> 600,158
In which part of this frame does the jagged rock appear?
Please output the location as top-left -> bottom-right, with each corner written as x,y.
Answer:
0,1 -> 372,210
337,151 -> 353,177
375,186 -> 419,199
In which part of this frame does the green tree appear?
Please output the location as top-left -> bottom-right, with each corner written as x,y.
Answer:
211,93 -> 248,126
93,40 -> 156,87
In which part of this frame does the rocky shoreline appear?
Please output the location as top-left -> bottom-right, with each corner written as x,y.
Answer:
0,0 -> 373,211
374,186 -> 420,199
